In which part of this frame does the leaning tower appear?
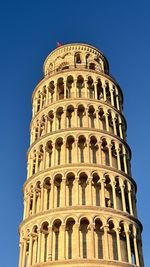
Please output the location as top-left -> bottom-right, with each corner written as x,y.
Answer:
18,43 -> 144,267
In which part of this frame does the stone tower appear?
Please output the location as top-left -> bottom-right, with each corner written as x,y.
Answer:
18,43 -> 144,267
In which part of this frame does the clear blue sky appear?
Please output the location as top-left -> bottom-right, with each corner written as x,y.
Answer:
0,1 -> 149,266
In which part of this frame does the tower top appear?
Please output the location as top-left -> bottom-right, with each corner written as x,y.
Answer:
43,42 -> 109,76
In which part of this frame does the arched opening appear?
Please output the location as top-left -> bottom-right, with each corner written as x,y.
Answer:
39,115 -> 45,136
119,222 -> 128,262
87,76 -> 94,99
37,92 -> 41,112
129,225 -> 136,265
98,108 -> 106,130
35,181 -> 41,213
108,111 -> 113,134
54,174 -> 62,208
66,105 -> 74,128
77,105 -> 85,127
57,78 -> 64,100
88,105 -> 96,128
77,76 -> 84,97
48,81 -> 55,103
75,52 -> 82,64
79,172 -> 88,205
97,79 -> 103,100
66,136 -> 75,163
104,175 -> 113,208
89,62 -> 96,70
80,218 -> 90,258
115,177 -> 123,211
124,181 -> 130,213
94,219 -> 103,259
78,135 -> 86,163
113,85 -> 117,109
41,86 -> 47,108
32,150 -> 37,175
66,76 -> 74,98
108,220 -> 118,260
32,226 -> 38,264
34,121 -> 39,141
92,173 -> 100,206
90,136 -> 98,163
55,138 -> 63,165
43,177 -> 51,210
38,145 -> 43,171
101,138 -> 109,165
41,222 -> 49,262
66,173 -> 75,206
66,218 -> 75,259
119,144 -> 125,172
105,81 -> 111,104
115,115 -> 120,137
48,110 -> 54,132
46,141 -> 53,168
56,107 -> 63,130
29,186 -> 33,216
111,141 -> 117,168
52,219 -> 62,260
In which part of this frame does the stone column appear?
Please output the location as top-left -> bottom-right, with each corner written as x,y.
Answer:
84,79 -> 88,98
103,225 -> 109,259
125,228 -> 132,264
120,184 -> 126,212
105,112 -> 109,131
50,180 -> 54,209
75,176 -> 79,205
111,180 -> 117,209
85,139 -> 90,163
98,141 -> 102,164
37,230 -> 42,263
110,86 -> 114,106
108,143 -> 113,167
123,152 -> 128,174
88,177 -> 93,206
27,193 -> 31,218
73,78 -> 77,98
115,227 -> 122,261
61,178 -> 66,207
74,223 -> 80,258
74,108 -> 78,127
116,145 -> 121,171
48,226 -> 53,261
119,118 -> 123,139
23,196 -> 27,219
100,178 -> 105,207
115,90 -> 120,110
133,229 -> 140,266
54,82 -> 57,102
61,224 -> 66,260
32,189 -> 36,215
94,81 -> 98,100
89,223 -> 95,258
112,115 -> 117,135
102,80 -> 107,101
64,79 -> 67,99
40,183 -> 44,211
74,138 -> 78,163
127,183 -> 133,215
96,110 -> 99,129
40,92 -> 43,110
28,234 -> 33,265
62,109 -> 67,129
22,240 -> 27,267
18,241 -> 23,267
